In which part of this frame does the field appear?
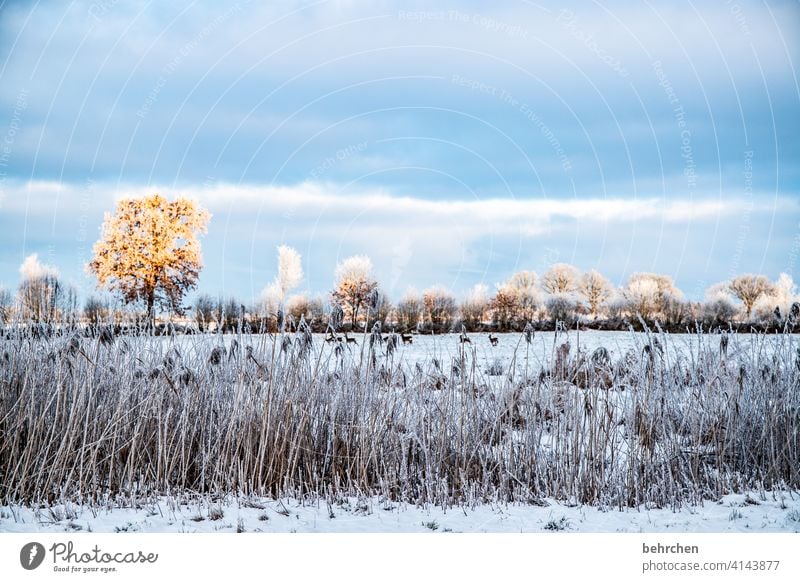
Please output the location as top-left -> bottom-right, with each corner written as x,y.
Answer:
1,327 -> 798,532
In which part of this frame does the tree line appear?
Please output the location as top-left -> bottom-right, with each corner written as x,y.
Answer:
1,194 -> 797,334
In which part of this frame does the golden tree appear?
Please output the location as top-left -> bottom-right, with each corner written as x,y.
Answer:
88,194 -> 211,324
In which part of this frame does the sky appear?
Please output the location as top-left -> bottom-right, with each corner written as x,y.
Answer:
0,0 -> 798,304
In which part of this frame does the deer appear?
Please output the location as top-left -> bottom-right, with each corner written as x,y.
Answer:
343,332 -> 358,345
401,333 -> 413,345
488,333 -> 499,346
459,333 -> 472,344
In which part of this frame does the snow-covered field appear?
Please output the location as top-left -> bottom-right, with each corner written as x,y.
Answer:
172,329 -> 798,372
1,492 -> 798,533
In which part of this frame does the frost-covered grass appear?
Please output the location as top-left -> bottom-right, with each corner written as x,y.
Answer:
0,326 -> 798,516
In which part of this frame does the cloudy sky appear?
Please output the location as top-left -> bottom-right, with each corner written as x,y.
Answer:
0,0 -> 798,304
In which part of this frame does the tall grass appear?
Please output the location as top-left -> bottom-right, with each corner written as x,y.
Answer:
0,326 -> 797,509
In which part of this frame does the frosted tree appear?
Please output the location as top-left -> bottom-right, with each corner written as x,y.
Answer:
491,284 -> 520,329
88,194 -> 211,325
0,286 -> 13,325
17,254 -> 66,323
622,272 -> 682,320
260,245 -> 304,329
541,263 -> 581,295
701,283 -> 737,327
705,282 -> 735,303
752,273 -> 797,322
422,285 -> 457,330
395,288 -> 422,330
580,269 -> 613,317
273,245 -> 303,301
622,277 -> 659,318
461,284 -> 489,329
331,255 -> 378,327
729,274 -> 775,320
260,283 -> 281,310
506,271 -> 540,320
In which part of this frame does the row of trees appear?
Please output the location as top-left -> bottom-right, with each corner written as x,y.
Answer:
1,194 -> 797,333
293,259 -> 798,332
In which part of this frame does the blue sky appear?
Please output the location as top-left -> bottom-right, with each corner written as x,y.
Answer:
0,0 -> 798,304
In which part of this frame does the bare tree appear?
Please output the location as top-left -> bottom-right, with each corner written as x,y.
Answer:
461,284 -> 489,330
491,285 -> 520,330
541,263 -> 580,295
88,194 -> 211,326
546,294 -> 578,325
422,286 -> 457,331
286,295 -> 325,328
728,274 -> 774,320
84,295 -> 111,326
331,255 -> 378,328
18,275 -> 62,323
286,295 -> 325,329
218,297 -> 243,333
395,288 -> 422,330
580,269 -> 613,318
367,291 -> 393,327
17,254 -> 70,324
193,294 -> 217,332
700,298 -> 737,328
701,282 -> 737,328
0,286 -> 12,325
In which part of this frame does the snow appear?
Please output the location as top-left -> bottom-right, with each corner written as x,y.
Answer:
167,329 -> 796,375
1,492 -> 798,533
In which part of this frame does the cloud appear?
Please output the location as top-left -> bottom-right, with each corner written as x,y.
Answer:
0,0 -> 796,195
146,181 -> 796,234
5,178 -> 782,236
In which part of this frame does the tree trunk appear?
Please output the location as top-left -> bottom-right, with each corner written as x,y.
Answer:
146,289 -> 156,332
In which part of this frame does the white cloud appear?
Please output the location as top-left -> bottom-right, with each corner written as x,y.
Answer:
168,181 -> 790,236
5,179 -> 793,241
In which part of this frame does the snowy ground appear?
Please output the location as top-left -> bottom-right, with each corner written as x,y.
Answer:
168,329 -> 797,373
1,492 -> 799,534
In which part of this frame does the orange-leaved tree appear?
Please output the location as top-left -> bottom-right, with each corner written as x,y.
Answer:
88,194 -> 211,325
